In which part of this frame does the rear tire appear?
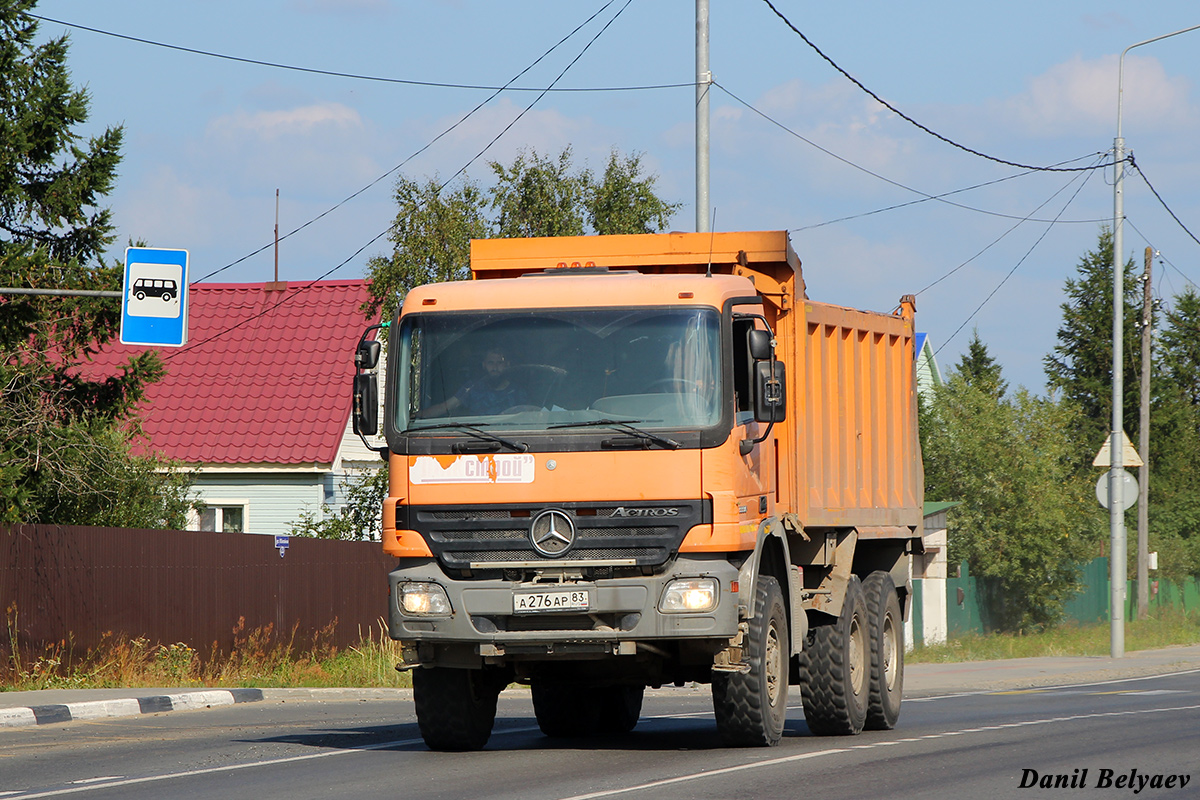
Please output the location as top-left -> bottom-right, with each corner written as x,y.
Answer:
863,571 -> 903,730
800,574 -> 868,735
413,667 -> 502,751
712,575 -> 789,747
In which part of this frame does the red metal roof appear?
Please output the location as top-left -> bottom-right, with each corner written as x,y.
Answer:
81,280 -> 375,466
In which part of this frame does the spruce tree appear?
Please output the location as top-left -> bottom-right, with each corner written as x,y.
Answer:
1043,228 -> 1141,468
953,329 -> 1007,399
0,2 -> 189,525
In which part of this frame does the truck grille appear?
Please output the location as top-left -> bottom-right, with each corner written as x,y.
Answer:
401,500 -> 710,571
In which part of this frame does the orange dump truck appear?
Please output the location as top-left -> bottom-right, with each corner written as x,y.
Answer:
352,230 -> 923,750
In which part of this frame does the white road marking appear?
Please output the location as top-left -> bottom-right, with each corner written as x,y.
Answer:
553,702 -> 1200,800
7,676 -> 1199,799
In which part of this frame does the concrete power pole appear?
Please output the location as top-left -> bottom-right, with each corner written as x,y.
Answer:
1137,246 -> 1152,620
695,0 -> 710,233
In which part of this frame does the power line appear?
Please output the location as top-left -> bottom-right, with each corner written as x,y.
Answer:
195,0 -> 627,283
713,82 -> 1109,227
758,0 -> 1118,174
918,155 -> 1107,297
934,159 -> 1100,355
25,11 -> 688,94
1131,159 -> 1200,249
1126,217 -> 1199,293
170,0 -> 633,358
438,0 -> 635,189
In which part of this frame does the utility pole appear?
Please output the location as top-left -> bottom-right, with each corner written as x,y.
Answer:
1110,21 -> 1200,658
1137,246 -> 1152,620
695,0 -> 710,233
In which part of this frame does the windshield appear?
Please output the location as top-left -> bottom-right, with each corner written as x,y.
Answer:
394,307 -> 721,433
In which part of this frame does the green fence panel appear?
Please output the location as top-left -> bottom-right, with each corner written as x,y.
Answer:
1063,557 -> 1109,624
947,561 -> 983,636
959,556 -> 1199,635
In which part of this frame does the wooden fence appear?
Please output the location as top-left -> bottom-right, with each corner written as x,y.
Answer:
1,524 -> 397,662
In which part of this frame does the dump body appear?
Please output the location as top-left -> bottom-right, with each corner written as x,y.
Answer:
358,230 -> 923,749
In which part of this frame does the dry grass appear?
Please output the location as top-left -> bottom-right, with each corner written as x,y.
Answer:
7,603 -> 1198,690
3,606 -> 412,691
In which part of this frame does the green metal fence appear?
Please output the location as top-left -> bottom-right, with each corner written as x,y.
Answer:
945,557 -> 1200,636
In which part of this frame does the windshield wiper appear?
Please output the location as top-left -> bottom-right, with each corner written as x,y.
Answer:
404,422 -> 528,453
548,419 -> 680,450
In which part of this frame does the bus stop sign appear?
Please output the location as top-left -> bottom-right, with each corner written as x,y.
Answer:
120,247 -> 189,346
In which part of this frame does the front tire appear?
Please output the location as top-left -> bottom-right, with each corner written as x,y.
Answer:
712,575 -> 789,747
532,683 -> 644,737
800,574 -> 868,735
863,571 -> 903,730
413,667 -> 502,751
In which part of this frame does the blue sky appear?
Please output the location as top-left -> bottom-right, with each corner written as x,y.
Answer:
32,1 -> 1200,392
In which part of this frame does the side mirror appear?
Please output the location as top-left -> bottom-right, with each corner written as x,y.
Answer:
353,373 -> 378,435
748,329 -> 772,361
754,360 -> 786,423
356,339 -> 381,370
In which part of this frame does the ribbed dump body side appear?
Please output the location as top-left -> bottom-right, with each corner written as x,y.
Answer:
796,300 -> 922,531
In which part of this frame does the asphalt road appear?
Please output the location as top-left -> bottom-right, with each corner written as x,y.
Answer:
2,664 -> 1198,800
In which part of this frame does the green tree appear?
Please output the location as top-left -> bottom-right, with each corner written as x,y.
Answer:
922,363 -> 1100,631
365,146 -> 680,319
1043,228 -> 1141,468
1141,288 -> 1200,579
0,3 -> 190,527
1158,287 -> 1200,408
587,149 -> 679,235
491,147 -> 589,239
363,176 -> 489,322
953,329 -> 1007,399
1044,232 -> 1200,579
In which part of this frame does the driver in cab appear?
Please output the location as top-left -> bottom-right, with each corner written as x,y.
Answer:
425,348 -> 529,417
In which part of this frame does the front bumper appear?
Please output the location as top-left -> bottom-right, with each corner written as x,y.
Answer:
388,554 -> 740,656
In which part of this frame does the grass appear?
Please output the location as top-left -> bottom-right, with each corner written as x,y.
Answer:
3,610 -> 413,692
5,607 -> 1199,691
907,607 -> 1200,663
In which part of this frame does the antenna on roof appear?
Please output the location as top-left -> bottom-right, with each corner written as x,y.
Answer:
266,189 -> 286,292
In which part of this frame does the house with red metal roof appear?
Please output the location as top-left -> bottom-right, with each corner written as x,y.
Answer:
82,279 -> 382,536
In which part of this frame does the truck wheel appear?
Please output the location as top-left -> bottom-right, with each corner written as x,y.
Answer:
532,683 -> 643,737
800,574 -> 868,735
862,571 -> 903,730
712,575 -> 788,747
532,682 -> 595,737
600,685 -> 644,734
413,666 -> 501,751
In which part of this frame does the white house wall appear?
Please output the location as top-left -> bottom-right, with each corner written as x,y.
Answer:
190,473 -> 325,537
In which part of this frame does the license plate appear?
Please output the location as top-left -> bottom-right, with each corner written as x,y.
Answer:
513,589 -> 590,614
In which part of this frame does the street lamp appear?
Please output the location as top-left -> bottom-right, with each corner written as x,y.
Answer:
1110,23 -> 1200,658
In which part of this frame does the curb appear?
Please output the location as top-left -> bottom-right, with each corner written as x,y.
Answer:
0,689 -> 266,729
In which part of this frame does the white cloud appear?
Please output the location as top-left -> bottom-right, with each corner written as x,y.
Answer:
207,103 -> 363,142
995,54 -> 1198,137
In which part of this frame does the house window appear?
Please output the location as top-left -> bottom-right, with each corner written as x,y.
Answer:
199,505 -> 245,533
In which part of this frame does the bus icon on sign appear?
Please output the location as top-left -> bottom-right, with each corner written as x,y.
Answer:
132,277 -> 178,302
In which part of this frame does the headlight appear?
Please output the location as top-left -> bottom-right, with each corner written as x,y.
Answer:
398,582 -> 452,616
659,577 -> 718,613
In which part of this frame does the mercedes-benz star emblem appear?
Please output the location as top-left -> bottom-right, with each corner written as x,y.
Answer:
530,509 -> 575,557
